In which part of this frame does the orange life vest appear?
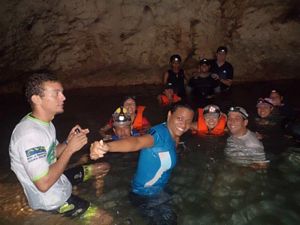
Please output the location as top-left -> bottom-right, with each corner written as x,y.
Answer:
132,105 -> 145,130
197,108 -> 226,135
160,94 -> 181,106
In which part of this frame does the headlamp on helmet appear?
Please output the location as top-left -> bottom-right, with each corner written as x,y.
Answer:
112,107 -> 131,126
228,106 -> 249,119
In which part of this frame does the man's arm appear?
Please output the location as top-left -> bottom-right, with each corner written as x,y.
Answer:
220,78 -> 232,87
163,71 -> 169,84
34,132 -> 88,192
90,134 -> 154,160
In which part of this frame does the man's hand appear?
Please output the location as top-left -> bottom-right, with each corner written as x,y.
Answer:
66,126 -> 89,154
211,73 -> 220,80
66,125 -> 89,143
90,140 -> 109,160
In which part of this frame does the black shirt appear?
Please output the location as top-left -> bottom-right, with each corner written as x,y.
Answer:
211,60 -> 233,91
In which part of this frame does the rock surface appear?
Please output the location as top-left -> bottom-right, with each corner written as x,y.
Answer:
0,0 -> 299,93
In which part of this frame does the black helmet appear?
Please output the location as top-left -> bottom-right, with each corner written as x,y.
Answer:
170,54 -> 182,63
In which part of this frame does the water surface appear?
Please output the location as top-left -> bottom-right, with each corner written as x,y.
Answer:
0,81 -> 300,225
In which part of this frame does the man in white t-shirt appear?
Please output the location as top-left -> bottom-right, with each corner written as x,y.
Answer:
9,73 -> 111,222
225,106 -> 269,169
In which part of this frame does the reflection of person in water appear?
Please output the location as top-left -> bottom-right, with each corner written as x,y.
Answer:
225,106 -> 268,169
90,103 -> 194,225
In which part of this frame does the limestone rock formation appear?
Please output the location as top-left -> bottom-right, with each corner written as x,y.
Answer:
0,0 -> 299,93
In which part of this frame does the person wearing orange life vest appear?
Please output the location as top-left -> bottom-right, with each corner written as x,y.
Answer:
190,104 -> 227,136
99,96 -> 151,137
157,82 -> 182,106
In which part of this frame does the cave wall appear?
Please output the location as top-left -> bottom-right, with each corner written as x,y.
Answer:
0,0 -> 299,92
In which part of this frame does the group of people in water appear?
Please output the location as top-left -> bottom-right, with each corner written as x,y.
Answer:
8,46 -> 299,225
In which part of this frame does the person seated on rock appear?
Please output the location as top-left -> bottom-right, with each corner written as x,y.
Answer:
99,96 -> 151,137
163,54 -> 187,98
188,58 -> 218,103
225,106 -> 269,169
190,104 -> 227,136
157,82 -> 181,106
210,46 -> 234,93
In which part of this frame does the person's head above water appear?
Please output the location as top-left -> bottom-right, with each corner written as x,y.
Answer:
112,107 -> 132,139
25,72 -> 66,121
25,72 -> 60,104
203,105 -> 221,130
122,96 -> 137,116
269,89 -> 283,106
227,106 -> 249,137
256,98 -> 274,118
167,103 -> 194,139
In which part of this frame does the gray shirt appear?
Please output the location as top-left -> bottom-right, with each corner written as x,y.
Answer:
225,130 -> 266,165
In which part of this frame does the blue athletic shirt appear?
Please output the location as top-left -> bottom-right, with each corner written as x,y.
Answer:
132,123 -> 177,196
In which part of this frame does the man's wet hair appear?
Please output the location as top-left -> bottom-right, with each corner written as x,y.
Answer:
170,101 -> 194,114
25,72 -> 59,104
122,95 -> 136,105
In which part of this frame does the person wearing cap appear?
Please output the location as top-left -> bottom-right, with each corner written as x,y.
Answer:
190,104 -> 227,136
90,103 -> 194,225
188,58 -> 218,105
163,54 -> 187,98
256,98 -> 275,122
157,82 -> 182,106
99,96 -> 151,137
210,46 -> 234,93
225,106 -> 268,169
111,107 -> 139,140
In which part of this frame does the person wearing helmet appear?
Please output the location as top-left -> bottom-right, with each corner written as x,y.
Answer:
163,54 -> 187,98
157,82 -> 182,106
211,46 -> 234,93
225,106 -> 268,169
111,107 -> 139,140
99,96 -> 151,138
190,104 -> 227,136
90,103 -> 194,225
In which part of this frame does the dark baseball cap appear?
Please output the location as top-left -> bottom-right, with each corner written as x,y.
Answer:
216,46 -> 228,53
199,58 -> 210,65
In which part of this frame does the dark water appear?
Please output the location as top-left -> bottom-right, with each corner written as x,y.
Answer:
0,80 -> 300,225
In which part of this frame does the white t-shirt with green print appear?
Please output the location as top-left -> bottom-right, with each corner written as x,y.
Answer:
9,114 -> 72,211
